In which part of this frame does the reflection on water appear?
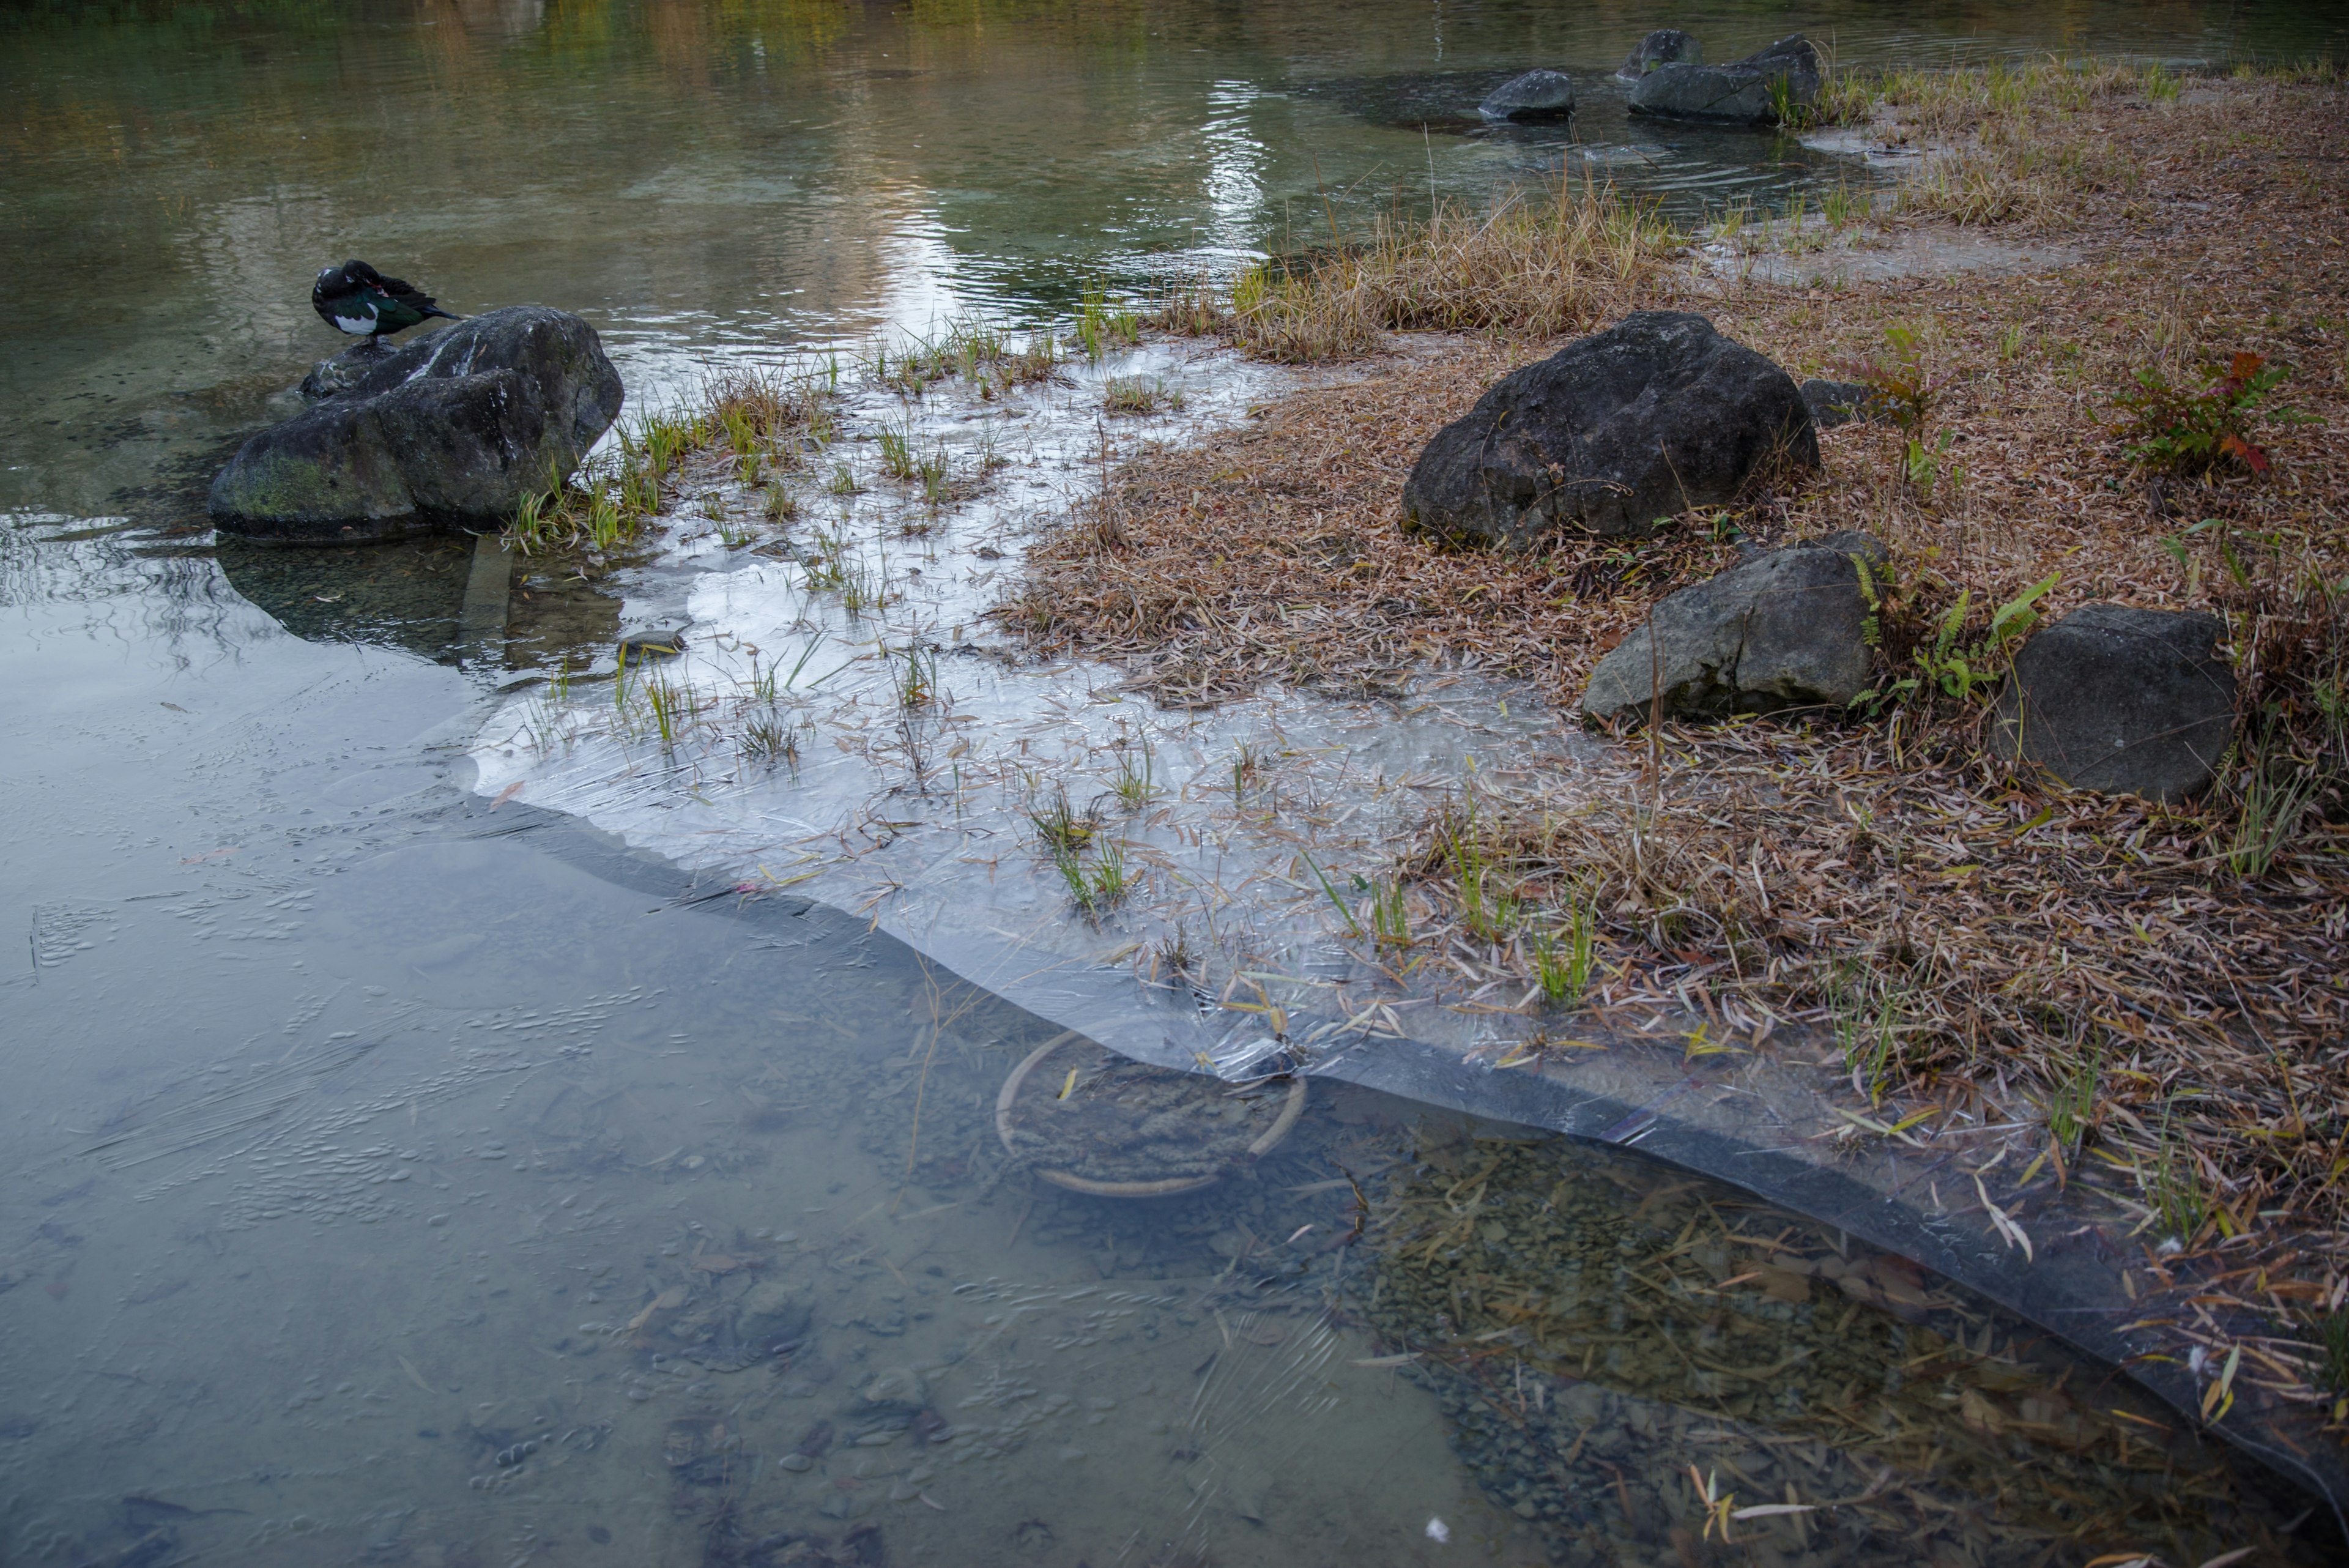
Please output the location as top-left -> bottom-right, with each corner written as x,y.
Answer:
9,0 -> 2349,1562
8,0 -> 2344,517
211,536 -> 480,661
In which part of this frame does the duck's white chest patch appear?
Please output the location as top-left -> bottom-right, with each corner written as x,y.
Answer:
330,305 -> 377,336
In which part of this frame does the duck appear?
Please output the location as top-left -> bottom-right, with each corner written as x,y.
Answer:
311,259 -> 461,344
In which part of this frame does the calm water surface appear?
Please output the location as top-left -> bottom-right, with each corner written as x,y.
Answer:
6,3 -> 2348,1565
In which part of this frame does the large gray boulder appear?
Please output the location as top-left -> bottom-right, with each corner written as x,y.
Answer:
1582,533 -> 1885,723
1990,604 -> 2236,803
212,306 -> 624,544
1616,29 -> 1702,81
1479,69 -> 1576,122
1628,35 -> 1821,125
1401,312 -> 1818,546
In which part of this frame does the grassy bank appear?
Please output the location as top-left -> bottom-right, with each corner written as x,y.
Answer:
1003,61 -> 2349,1407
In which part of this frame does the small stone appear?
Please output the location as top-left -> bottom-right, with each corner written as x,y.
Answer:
618,627 -> 689,659
779,1452 -> 814,1473
1478,69 -> 1576,122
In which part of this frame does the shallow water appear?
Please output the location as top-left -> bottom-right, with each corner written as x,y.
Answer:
8,0 -> 2345,513
9,2 -> 2349,1564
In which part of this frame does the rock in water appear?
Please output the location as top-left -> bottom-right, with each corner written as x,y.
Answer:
1401,311 -> 1817,546
1615,29 -> 1702,81
1627,34 -> 1820,125
1478,69 -> 1576,122
211,306 -> 624,544
1991,604 -> 2236,802
1581,532 -> 1885,723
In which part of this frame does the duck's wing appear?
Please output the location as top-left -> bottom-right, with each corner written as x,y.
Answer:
375,272 -> 462,321
371,272 -> 439,311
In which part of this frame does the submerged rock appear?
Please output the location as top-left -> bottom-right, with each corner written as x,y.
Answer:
1478,69 -> 1576,122
1401,311 -> 1817,546
1581,532 -> 1886,723
1990,604 -> 2236,803
212,305 -> 623,544
1615,28 -> 1702,81
1627,34 -> 1821,125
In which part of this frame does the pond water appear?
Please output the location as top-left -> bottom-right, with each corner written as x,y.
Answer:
7,2 -> 2349,1566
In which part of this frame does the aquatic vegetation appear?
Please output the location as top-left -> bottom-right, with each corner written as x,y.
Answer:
869,318 -> 1063,399
503,363 -> 835,555
916,447 -> 953,506
1108,733 -> 1156,809
642,675 -> 702,747
1028,784 -> 1097,855
738,712 -> 798,768
1104,374 -> 1184,415
1076,289 -> 1140,361
877,422 -> 916,480
800,527 -> 849,591
1367,876 -> 1412,949
891,642 -> 937,709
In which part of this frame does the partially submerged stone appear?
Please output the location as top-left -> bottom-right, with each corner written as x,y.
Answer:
212,305 -> 624,544
1401,311 -> 1817,546
1615,28 -> 1702,81
1627,34 -> 1821,125
1991,604 -> 2236,803
1478,68 -> 1576,122
1582,532 -> 1886,723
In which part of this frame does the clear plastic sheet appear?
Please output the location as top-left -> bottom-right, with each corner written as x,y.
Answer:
469,343 -> 2348,1526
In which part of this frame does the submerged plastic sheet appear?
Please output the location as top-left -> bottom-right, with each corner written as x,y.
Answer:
469,341 -> 2347,1524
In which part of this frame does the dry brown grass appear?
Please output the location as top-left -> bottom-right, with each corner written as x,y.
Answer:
1155,175 -> 1679,363
1003,70 -> 2349,1350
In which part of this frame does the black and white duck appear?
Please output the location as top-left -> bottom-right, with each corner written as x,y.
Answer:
311,259 -> 460,345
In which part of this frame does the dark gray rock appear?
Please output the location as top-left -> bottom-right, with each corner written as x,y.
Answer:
618,626 -> 690,659
1401,311 -> 1818,546
1581,532 -> 1886,723
1990,604 -> 2236,803
1479,69 -> 1576,122
1801,377 -> 1896,430
212,306 -> 624,544
1628,34 -> 1821,125
298,338 -> 417,401
1616,29 -> 1702,81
